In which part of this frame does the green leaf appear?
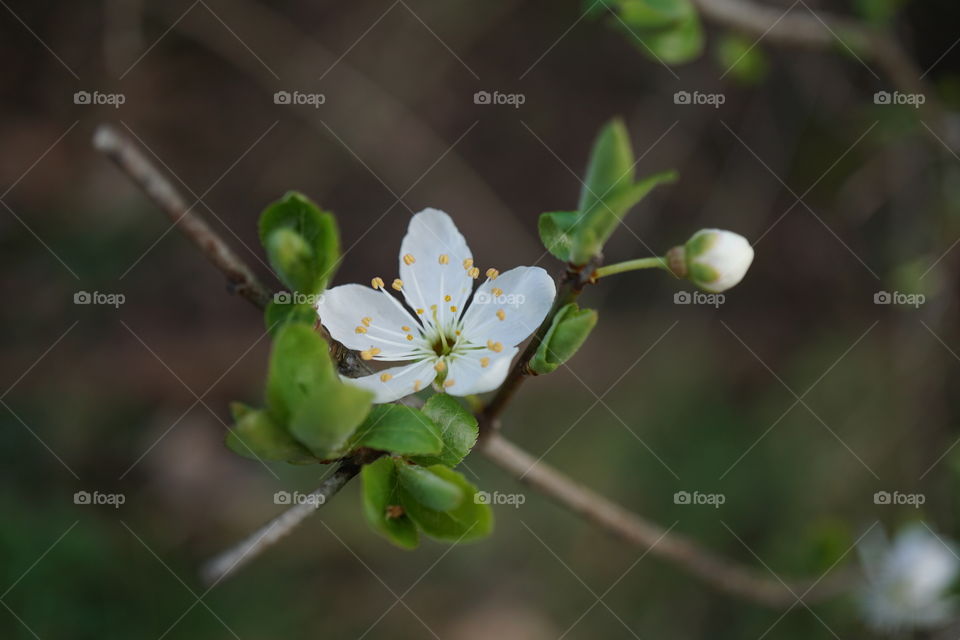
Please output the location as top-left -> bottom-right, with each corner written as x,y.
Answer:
265,324 -> 337,423
615,0 -> 704,65
539,211 -> 596,265
259,191 -> 340,295
617,0 -> 692,30
225,403 -> 314,463
400,466 -> 493,542
397,463 -> 464,511
715,33 -> 768,84
351,405 -> 443,456
584,169 -> 678,252
579,118 -> 635,217
264,299 -> 316,337
288,383 -> 373,459
410,394 -> 478,467
529,303 -> 599,374
361,458 -> 419,549
636,11 -> 704,65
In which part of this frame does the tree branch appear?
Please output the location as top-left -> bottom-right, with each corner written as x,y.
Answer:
93,124 -> 272,308
95,124 -> 858,606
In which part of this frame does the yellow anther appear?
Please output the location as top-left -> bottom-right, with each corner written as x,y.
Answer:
443,379 -> 455,388
463,258 -> 474,269
496,309 -> 506,321
444,294 -> 451,302
361,317 -> 372,327
468,267 -> 480,279
486,268 -> 499,280
492,287 -> 503,297
371,277 -> 385,289
406,334 -> 414,341
449,305 -> 458,313
480,357 -> 490,368
392,279 -> 403,291
438,254 -> 450,265
360,348 -> 381,360
416,308 -> 425,315
403,253 -> 416,265
487,340 -> 503,352
355,326 -> 367,334
430,304 -> 437,311
413,380 -> 422,392
434,360 -> 446,372
401,326 -> 411,332
455,330 -> 461,336
380,373 -> 393,382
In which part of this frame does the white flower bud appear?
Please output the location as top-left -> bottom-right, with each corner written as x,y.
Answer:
670,229 -> 754,292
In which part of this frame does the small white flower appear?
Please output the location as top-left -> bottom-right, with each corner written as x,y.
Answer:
317,208 -> 556,403
858,523 -> 960,632
678,229 -> 754,292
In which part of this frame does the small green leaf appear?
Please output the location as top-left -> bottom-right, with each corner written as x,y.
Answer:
266,324 -> 337,423
264,299 -> 317,336
400,466 -> 493,542
579,118 -> 635,217
529,303 -> 599,374
397,463 -> 464,511
351,405 -> 443,456
226,403 -> 314,463
583,169 -> 677,253
539,211 -> 599,265
361,458 -> 419,549
288,383 -> 373,459
411,394 -> 478,467
259,192 -> 340,295
615,0 -> 704,65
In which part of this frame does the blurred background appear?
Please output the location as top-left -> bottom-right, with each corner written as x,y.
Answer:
4,0 -> 960,637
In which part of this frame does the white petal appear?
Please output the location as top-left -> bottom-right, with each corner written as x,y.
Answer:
342,359 -> 438,403
442,347 -> 517,396
317,284 -> 426,359
460,266 -> 556,348
398,208 -> 474,329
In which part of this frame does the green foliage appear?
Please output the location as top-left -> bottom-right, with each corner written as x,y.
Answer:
410,394 -> 478,467
226,324 -> 373,464
399,465 -> 493,542
397,463 -> 464,511
361,457 -> 419,549
539,120 -> 676,265
529,303 -> 599,374
259,191 -> 340,296
350,404 -> 443,456
715,34 -> 769,84
853,0 -> 904,25
225,403 -> 314,463
606,0 -> 705,65
263,299 -> 317,337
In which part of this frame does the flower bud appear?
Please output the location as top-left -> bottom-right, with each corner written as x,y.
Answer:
667,229 -> 754,292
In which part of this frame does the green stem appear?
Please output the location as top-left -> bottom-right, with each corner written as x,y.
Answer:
594,256 -> 668,279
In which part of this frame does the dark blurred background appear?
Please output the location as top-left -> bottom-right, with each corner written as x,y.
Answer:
4,0 -> 960,637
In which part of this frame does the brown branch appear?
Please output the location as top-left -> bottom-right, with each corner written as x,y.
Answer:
480,432 -> 854,607
93,124 -> 272,308
95,125 -> 858,605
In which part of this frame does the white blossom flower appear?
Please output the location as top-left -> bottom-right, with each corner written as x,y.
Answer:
676,229 -> 754,292
858,523 -> 960,632
317,208 -> 556,403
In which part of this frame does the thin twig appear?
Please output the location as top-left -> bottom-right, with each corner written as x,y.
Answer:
93,124 -> 272,308
200,461 -> 360,586
95,125 -> 858,606
480,432 -> 854,607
